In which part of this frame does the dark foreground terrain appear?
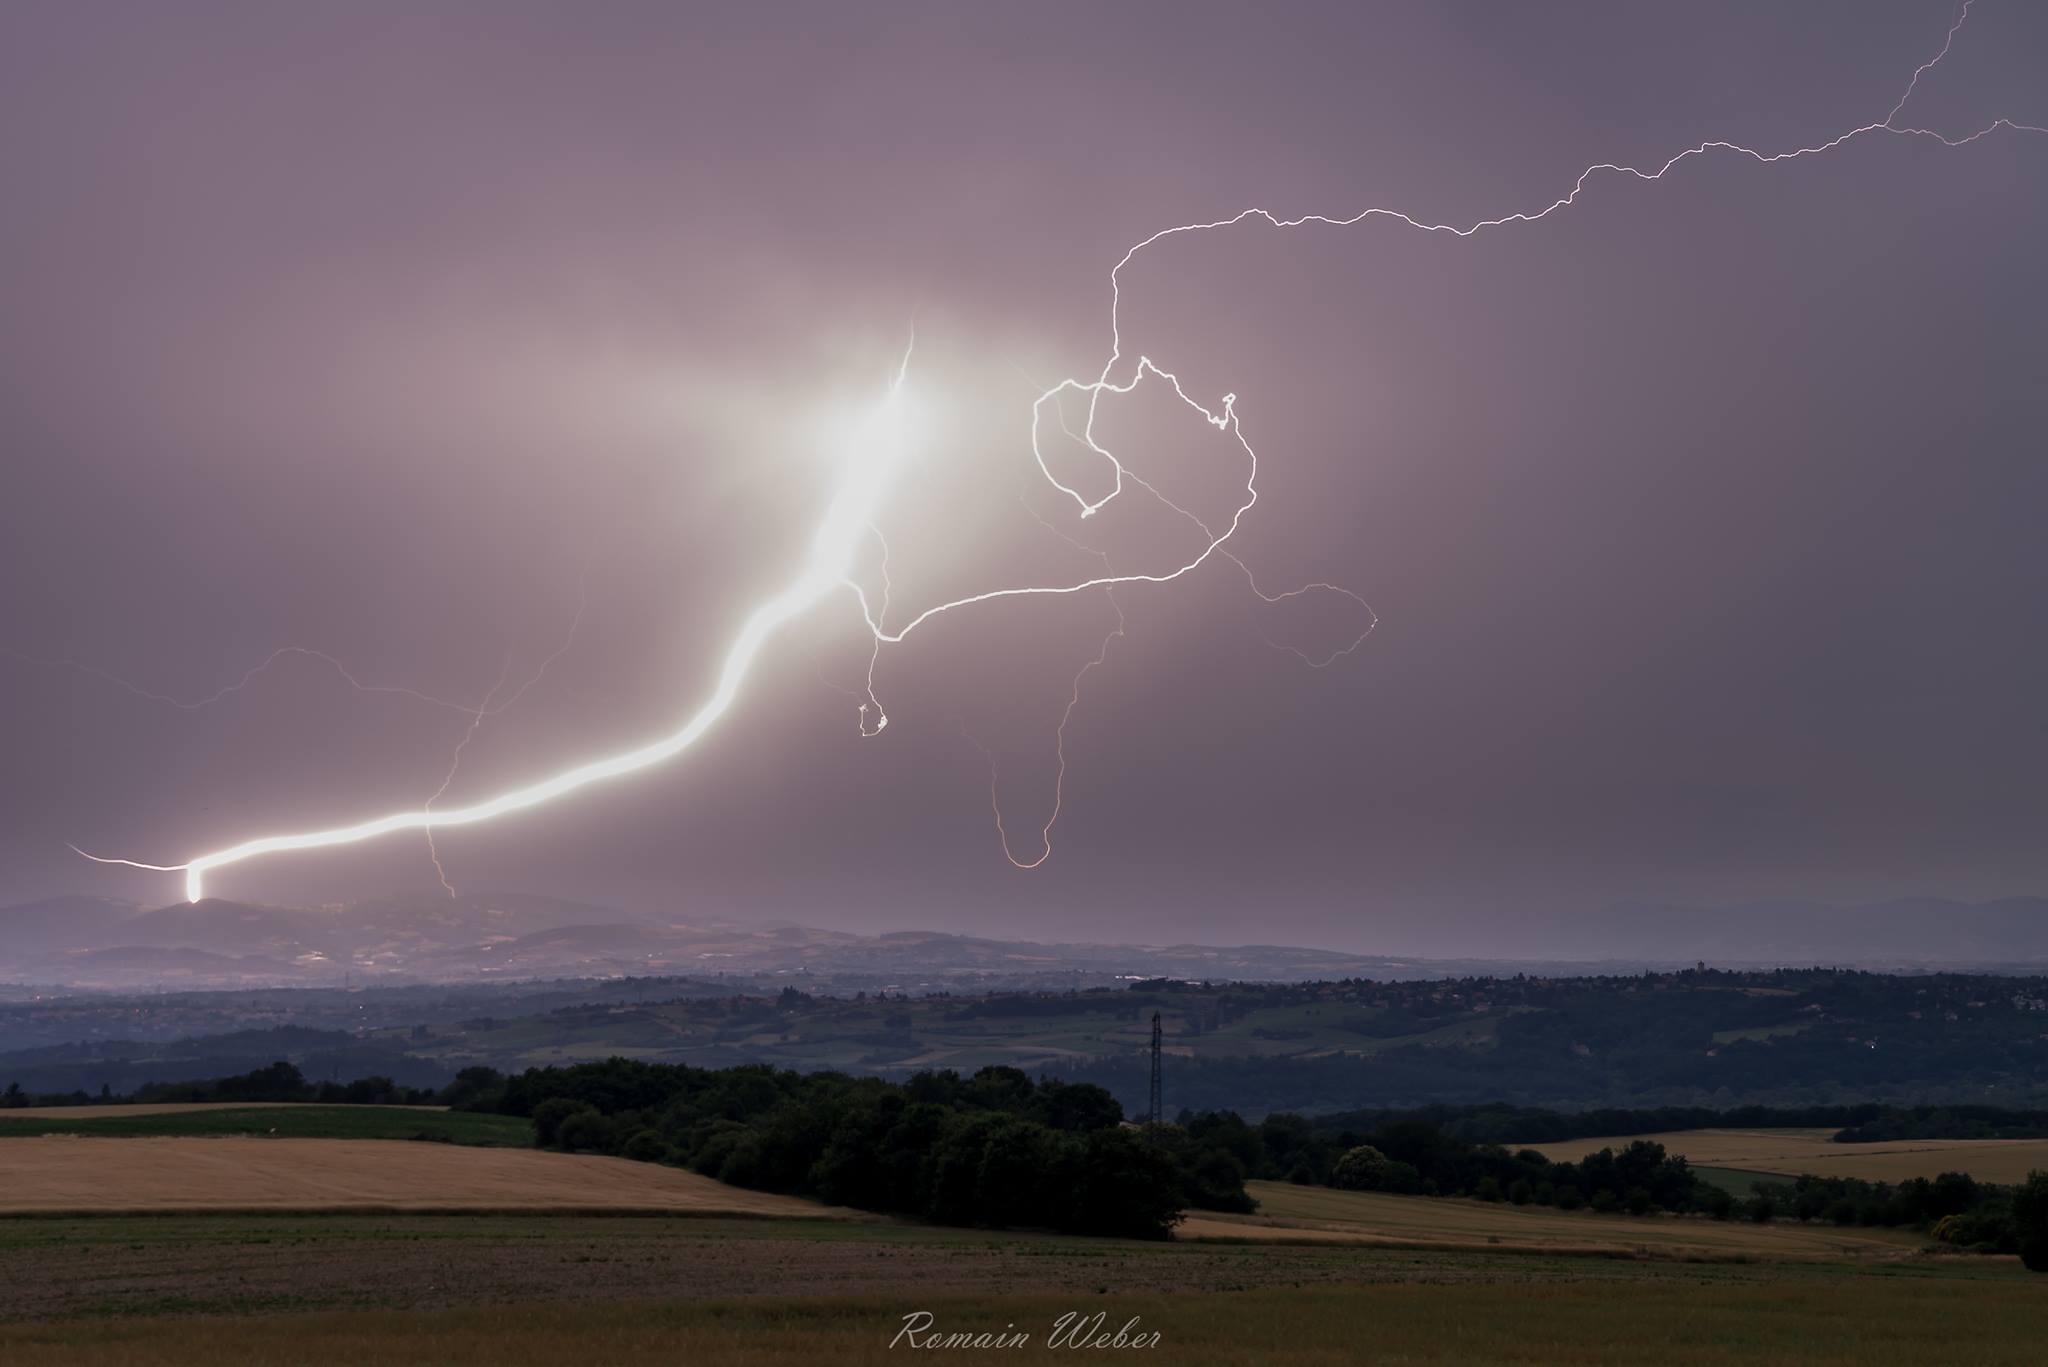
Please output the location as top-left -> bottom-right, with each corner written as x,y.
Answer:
0,1214 -> 2037,1365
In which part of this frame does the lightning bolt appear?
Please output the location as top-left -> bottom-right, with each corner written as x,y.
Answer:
857,523 -> 893,738
73,1 -> 2042,901
32,577 -> 588,895
77,340 -> 923,900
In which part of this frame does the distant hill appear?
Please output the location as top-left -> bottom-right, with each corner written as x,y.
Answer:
12,965 -> 2048,1115
6,890 -> 2048,992
0,892 -> 639,988
1547,898 -> 2048,965
0,1025 -> 446,1094
0,891 -> 1467,990
0,896 -> 142,956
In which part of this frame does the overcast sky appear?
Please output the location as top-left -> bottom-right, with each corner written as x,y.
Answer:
2,2 -> 2043,953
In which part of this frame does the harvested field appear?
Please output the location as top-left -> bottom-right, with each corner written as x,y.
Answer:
1175,1181 -> 1925,1260
1518,1129 -> 2048,1185
0,1137 -> 861,1217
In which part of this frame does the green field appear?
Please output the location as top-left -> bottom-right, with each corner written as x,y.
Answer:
0,1106 -> 529,1146
1692,1165 -> 1779,1198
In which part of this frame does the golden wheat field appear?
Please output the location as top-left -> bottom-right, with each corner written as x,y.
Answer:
1176,1181 -> 1924,1259
1516,1129 -> 2048,1185
0,1137 -> 866,1217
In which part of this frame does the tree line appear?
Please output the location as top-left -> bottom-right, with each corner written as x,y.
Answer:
1744,1171 -> 2048,1268
13,1056 -> 2048,1265
1305,1101 -> 2048,1146
1174,1108 -> 1705,1214
1,1060 -> 507,1110
484,1057 -> 1198,1238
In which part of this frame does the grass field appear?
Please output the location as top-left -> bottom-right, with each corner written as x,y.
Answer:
1520,1129 -> 2048,1185
1693,1165 -> 1777,1197
0,1106 -> 528,1145
0,1126 -> 2030,1362
1177,1181 -> 1925,1260
0,1211 -> 1797,1323
0,1137 -> 860,1216
1,1273 -> 2043,1364
0,1204 -> 2028,1363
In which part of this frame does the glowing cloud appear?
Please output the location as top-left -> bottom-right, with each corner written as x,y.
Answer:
75,1 -> 2042,901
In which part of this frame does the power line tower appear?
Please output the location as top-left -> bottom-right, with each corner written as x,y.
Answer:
1147,1010 -> 1162,1125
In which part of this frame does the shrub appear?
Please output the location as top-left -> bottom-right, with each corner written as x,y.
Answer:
555,1108 -> 617,1154
622,1129 -> 669,1163
532,1097 -> 595,1148
1332,1145 -> 1391,1191
2012,1172 -> 2048,1272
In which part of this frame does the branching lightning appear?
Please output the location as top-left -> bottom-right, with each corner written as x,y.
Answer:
951,494 -> 1128,870
424,654 -> 513,897
423,578 -> 588,897
1042,392 -> 1379,669
71,1 -> 2042,901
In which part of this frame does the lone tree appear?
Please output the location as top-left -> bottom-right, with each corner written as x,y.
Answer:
1333,1144 -> 1391,1192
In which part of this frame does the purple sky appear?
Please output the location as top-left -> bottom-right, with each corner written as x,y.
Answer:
3,2 -> 2043,953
